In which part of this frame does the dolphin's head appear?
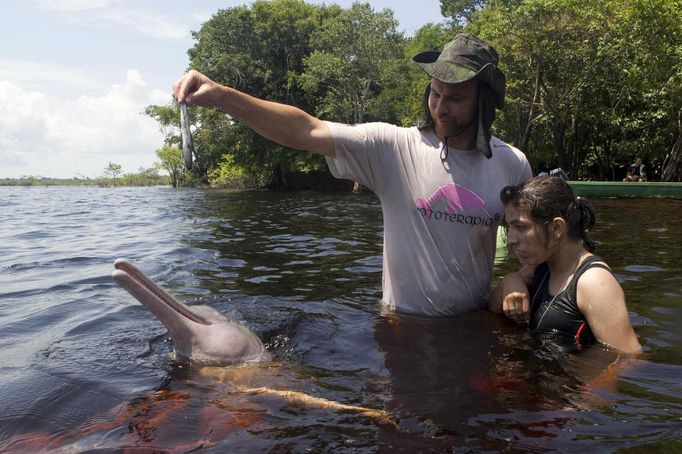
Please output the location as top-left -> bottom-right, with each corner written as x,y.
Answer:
113,259 -> 265,366
167,304 -> 265,366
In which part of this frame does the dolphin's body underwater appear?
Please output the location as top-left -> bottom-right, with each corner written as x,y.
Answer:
112,258 -> 265,366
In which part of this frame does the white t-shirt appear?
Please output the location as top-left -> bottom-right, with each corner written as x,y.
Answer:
325,121 -> 532,316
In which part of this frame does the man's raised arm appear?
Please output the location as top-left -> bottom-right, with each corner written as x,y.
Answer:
173,70 -> 335,158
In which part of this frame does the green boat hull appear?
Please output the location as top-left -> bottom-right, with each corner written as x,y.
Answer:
568,181 -> 682,199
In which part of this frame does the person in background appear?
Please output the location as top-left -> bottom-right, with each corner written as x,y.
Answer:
623,157 -> 647,182
488,176 -> 641,353
174,33 -> 531,317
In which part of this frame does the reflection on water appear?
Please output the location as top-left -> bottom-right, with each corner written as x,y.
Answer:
0,186 -> 680,451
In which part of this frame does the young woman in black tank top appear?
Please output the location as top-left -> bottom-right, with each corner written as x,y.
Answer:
489,176 -> 641,353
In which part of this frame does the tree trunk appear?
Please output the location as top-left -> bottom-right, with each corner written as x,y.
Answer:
568,93 -> 584,177
269,164 -> 290,191
596,136 -> 614,181
518,58 -> 543,152
661,109 -> 682,182
551,117 -> 567,174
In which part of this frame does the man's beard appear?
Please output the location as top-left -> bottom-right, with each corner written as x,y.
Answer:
436,115 -> 477,142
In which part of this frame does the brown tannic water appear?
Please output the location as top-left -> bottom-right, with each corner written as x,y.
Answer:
1,186 -> 680,452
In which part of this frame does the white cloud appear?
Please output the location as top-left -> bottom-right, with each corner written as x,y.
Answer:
0,70 -> 170,179
35,0 -> 191,40
0,59 -> 107,96
84,8 -> 190,40
33,0 -> 118,11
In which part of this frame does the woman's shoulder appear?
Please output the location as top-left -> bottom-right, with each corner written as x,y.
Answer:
577,255 -> 612,277
576,256 -> 623,308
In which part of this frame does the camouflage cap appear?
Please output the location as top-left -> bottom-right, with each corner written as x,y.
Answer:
412,33 -> 505,109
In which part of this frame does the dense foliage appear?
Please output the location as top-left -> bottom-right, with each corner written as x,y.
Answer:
146,0 -> 681,187
468,0 -> 682,181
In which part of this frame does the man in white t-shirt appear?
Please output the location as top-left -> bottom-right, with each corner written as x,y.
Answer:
174,33 -> 532,316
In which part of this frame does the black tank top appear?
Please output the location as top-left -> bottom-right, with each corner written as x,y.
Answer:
529,255 -> 612,348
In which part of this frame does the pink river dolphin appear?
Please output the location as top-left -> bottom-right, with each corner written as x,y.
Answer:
111,259 -> 396,425
112,259 -> 265,366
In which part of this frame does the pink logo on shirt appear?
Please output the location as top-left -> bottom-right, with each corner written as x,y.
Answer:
416,183 -> 491,217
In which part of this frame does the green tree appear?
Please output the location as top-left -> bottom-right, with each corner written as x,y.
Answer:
155,145 -> 184,188
612,0 -> 682,181
468,0 -> 682,180
295,2 -> 407,191
440,0 -> 488,23
146,0 -> 409,189
298,3 -> 405,124
185,0 -> 328,189
139,166 -> 162,186
208,154 -> 267,188
118,167 -> 167,186
20,175 -> 40,187
104,162 -> 123,187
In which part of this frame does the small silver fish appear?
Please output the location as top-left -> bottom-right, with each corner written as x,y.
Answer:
180,103 -> 194,170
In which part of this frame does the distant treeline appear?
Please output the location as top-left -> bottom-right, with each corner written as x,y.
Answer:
1,171 -> 170,187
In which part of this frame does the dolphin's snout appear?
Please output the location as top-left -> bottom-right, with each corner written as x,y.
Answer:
112,268 -> 127,284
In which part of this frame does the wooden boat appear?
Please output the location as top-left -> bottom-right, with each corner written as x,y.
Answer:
568,181 -> 682,199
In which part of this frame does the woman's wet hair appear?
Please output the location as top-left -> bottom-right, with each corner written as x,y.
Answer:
500,176 -> 596,252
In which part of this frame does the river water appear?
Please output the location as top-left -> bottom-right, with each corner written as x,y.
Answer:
0,186 -> 680,452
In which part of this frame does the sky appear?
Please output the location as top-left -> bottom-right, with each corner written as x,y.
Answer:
0,0 -> 446,179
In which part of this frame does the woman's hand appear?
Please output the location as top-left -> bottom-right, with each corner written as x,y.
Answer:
489,271 -> 531,324
502,288 -> 530,324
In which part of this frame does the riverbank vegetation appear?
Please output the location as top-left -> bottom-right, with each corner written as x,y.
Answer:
0,166 -> 170,187
145,0 -> 681,189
